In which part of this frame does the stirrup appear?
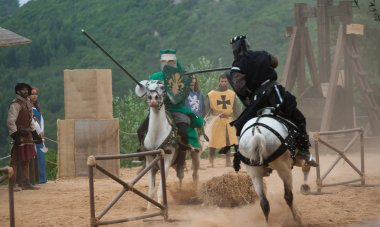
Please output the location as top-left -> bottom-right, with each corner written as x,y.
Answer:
304,155 -> 318,167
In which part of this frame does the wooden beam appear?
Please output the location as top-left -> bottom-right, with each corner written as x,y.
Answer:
317,0 -> 332,83
327,5 -> 342,17
304,27 -> 320,88
302,6 -> 317,18
296,26 -> 306,95
320,25 -> 345,132
281,26 -> 298,89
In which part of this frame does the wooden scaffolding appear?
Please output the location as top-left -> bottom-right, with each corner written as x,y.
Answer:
281,0 -> 380,135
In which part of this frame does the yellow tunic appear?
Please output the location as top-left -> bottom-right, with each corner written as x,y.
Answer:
207,89 -> 238,148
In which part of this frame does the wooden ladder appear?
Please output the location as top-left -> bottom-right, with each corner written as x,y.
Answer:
346,37 -> 380,134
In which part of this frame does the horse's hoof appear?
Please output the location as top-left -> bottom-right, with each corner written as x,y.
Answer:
300,184 -> 311,195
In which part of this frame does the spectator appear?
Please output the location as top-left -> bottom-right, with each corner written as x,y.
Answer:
205,72 -> 240,167
30,86 -> 48,184
185,74 -> 206,118
185,74 -> 209,160
7,83 -> 41,190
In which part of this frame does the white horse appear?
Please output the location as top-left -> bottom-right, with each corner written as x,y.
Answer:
135,80 -> 200,208
237,109 -> 311,224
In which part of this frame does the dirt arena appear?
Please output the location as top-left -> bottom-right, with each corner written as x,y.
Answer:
1,141 -> 380,227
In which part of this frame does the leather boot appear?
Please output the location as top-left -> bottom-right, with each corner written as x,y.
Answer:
22,182 -> 40,190
297,134 -> 318,167
219,146 -> 230,154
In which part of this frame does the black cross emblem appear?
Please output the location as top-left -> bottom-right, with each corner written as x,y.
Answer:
217,95 -> 231,109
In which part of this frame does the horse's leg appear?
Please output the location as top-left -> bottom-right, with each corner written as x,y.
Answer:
146,156 -> 156,209
208,147 -> 216,168
190,149 -> 200,187
273,160 -> 302,224
300,165 -> 311,195
176,148 -> 187,188
246,165 -> 270,222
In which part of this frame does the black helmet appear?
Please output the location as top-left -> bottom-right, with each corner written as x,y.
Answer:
230,35 -> 251,58
15,83 -> 32,95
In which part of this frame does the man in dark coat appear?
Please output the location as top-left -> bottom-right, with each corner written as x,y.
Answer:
227,35 -> 318,167
7,83 -> 41,190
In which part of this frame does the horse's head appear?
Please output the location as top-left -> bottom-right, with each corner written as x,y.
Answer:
135,80 -> 165,109
146,80 -> 165,109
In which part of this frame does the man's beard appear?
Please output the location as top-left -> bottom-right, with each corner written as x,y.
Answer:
219,85 -> 227,91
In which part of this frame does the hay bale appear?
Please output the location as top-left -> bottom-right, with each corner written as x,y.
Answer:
200,171 -> 259,207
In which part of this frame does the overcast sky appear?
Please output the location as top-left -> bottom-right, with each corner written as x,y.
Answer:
19,0 -> 30,6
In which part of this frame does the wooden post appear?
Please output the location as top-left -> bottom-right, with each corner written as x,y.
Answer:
282,3 -> 308,91
341,0 -> 355,129
317,0 -> 332,83
295,4 -> 307,95
281,26 -> 298,90
320,25 -> 344,132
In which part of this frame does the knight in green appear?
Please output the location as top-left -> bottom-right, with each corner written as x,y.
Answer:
137,49 -> 203,178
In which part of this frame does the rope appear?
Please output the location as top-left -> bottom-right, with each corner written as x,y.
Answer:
0,155 -> 11,161
120,130 -> 137,135
44,137 -> 57,144
46,160 -> 57,166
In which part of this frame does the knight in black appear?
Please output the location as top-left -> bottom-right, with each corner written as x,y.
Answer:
228,35 -> 318,167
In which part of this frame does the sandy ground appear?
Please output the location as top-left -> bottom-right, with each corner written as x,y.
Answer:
1,143 -> 380,227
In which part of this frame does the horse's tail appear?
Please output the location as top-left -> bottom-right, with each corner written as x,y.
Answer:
249,126 -> 266,165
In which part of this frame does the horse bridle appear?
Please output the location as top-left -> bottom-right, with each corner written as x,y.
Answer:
145,80 -> 165,111
147,90 -> 164,110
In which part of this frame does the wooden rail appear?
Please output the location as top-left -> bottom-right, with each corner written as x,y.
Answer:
312,128 -> 365,193
1,166 -> 15,227
87,149 -> 168,226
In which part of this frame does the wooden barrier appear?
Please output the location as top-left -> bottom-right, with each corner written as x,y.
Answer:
87,150 -> 168,226
58,69 -> 120,178
312,128 -> 365,193
0,166 -> 15,227
57,119 -> 120,178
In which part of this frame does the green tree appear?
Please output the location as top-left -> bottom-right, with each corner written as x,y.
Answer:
0,0 -> 19,19
353,0 -> 380,21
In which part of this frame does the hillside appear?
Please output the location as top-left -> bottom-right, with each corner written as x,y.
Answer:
0,0 -> 379,156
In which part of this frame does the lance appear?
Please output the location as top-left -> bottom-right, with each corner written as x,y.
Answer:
81,29 -> 143,87
184,67 -> 230,76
